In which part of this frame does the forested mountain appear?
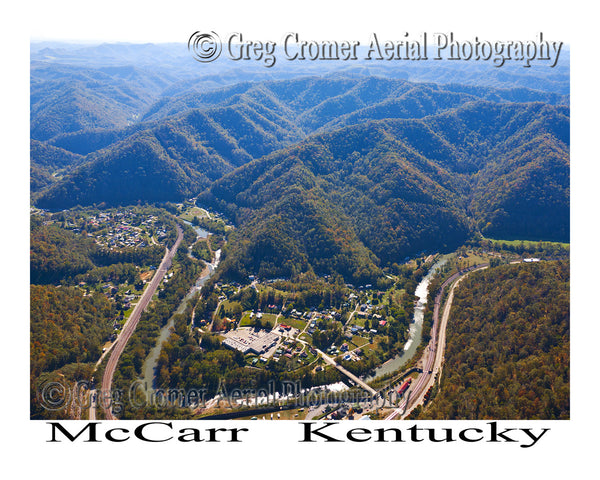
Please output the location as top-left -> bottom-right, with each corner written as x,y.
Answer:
30,139 -> 83,170
30,139 -> 84,192
36,130 -> 225,209
34,98 -> 306,208
33,75 -> 569,214
416,260 -> 569,419
31,42 -> 569,282
467,104 -> 570,241
200,122 -> 466,282
30,41 -> 569,149
140,76 -> 568,128
198,101 -> 569,281
31,64 -> 156,141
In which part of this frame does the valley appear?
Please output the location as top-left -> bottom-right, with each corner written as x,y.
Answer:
30,41 -> 570,421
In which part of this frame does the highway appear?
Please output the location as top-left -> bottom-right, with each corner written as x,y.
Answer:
385,263 -> 487,420
100,224 -> 184,419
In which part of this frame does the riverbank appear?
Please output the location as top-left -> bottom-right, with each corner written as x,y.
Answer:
140,248 -> 221,391
363,255 -> 449,382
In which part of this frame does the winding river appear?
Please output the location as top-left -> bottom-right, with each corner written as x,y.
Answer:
140,222 -> 220,390
140,241 -> 447,391
363,255 -> 449,382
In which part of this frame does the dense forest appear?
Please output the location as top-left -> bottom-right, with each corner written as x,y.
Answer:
199,101 -> 568,282
30,285 -> 116,418
31,59 -> 569,284
414,260 -> 569,419
30,286 -> 115,378
30,220 -> 98,284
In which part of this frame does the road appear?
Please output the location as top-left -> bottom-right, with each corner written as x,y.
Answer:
385,263 -> 487,420
316,348 -> 378,396
344,302 -> 360,327
410,274 -> 475,411
275,323 -> 378,397
100,224 -> 184,419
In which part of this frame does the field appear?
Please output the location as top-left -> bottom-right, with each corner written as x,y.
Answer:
179,206 -> 210,222
483,237 -> 570,249
278,316 -> 307,331
239,312 -> 277,328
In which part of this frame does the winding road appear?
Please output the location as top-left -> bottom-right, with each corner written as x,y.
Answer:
100,224 -> 184,419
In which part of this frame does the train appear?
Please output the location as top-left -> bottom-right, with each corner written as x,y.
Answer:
397,378 -> 412,396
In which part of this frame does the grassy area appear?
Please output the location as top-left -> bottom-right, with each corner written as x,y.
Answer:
363,336 -> 381,352
122,305 -> 135,321
349,315 -> 367,328
436,251 -> 490,282
279,316 -> 307,331
455,252 -> 488,269
179,206 -> 210,222
239,312 -> 277,328
261,313 -> 277,327
483,236 -> 570,249
236,408 -> 310,420
350,335 -> 370,348
382,288 -> 405,307
239,312 -> 253,327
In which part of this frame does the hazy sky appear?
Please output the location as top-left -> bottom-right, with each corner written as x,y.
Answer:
28,0 -> 575,44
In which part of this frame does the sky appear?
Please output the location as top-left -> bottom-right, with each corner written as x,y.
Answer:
27,0 -> 576,44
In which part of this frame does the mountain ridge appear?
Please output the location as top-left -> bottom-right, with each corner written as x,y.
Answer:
197,100 -> 568,280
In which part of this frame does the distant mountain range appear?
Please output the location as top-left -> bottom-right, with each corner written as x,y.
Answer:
31,42 -> 570,281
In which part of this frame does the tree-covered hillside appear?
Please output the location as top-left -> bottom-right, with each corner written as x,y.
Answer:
34,75 -> 568,210
416,260 -> 569,419
31,49 -> 569,291
199,101 -> 568,282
